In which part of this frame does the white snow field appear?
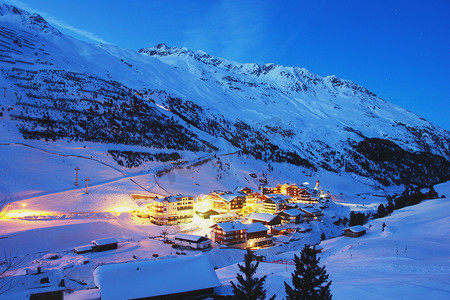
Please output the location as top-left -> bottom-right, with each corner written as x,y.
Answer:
0,136 -> 399,219
215,181 -> 450,299
0,183 -> 448,299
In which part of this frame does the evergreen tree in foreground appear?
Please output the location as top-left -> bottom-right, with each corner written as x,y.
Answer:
285,244 -> 332,300
231,249 -> 271,300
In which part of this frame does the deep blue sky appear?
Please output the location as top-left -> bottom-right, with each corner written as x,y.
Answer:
5,0 -> 450,130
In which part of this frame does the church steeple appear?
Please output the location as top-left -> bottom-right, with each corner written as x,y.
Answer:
314,179 -> 320,191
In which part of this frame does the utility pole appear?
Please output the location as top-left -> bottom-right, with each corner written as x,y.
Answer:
84,178 -> 90,194
2,87 -> 6,97
74,166 -> 80,186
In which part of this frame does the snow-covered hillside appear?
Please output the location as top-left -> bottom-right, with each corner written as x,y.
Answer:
0,3 -> 448,200
0,4 -> 449,298
216,181 -> 450,299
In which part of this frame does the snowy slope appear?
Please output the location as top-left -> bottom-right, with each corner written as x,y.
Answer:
137,45 -> 450,187
216,183 -> 450,299
0,5 -> 449,299
0,2 -> 448,210
1,183 -> 448,299
139,44 -> 449,157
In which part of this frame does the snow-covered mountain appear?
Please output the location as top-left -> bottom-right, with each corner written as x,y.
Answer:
0,3 -> 449,190
1,6 -> 449,299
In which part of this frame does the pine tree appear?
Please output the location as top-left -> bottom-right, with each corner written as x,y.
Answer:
349,211 -> 365,226
349,211 -> 356,226
376,204 -> 386,218
284,244 -> 332,300
427,186 -> 438,199
231,249 -> 270,300
385,200 -> 395,215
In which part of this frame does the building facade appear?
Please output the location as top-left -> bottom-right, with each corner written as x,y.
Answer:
245,222 -> 273,249
208,193 -> 246,214
263,196 -> 287,214
343,226 -> 368,237
173,233 -> 212,249
277,209 -> 303,224
247,212 -> 282,226
299,208 -> 323,222
151,195 -> 194,225
211,221 -> 247,246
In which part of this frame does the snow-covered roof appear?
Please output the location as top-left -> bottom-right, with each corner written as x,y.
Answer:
220,193 -> 243,202
244,222 -> 269,233
299,189 -> 311,194
94,255 -> 220,299
91,237 -> 118,246
299,208 -> 321,215
74,244 -> 94,252
195,207 -> 218,213
234,186 -> 253,194
343,225 -> 368,233
196,193 -> 208,199
174,233 -> 209,243
210,213 -> 237,219
280,209 -> 303,216
216,221 -> 247,232
265,196 -> 288,203
177,194 -> 194,198
153,197 -> 167,203
265,194 -> 291,200
247,212 -> 277,222
295,203 -> 313,209
273,224 -> 299,230
157,195 -> 194,203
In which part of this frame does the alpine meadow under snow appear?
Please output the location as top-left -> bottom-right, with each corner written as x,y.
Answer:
0,3 -> 449,299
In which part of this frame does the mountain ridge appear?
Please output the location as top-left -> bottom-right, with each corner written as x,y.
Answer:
0,3 -> 61,36
139,43 -> 378,98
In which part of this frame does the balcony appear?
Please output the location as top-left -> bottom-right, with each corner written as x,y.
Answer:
177,206 -> 194,211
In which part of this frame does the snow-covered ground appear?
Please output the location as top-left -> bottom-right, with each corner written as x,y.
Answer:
216,181 -> 450,299
0,183 -> 448,299
0,139 -> 398,215
0,127 -> 441,299
0,116 -> 444,299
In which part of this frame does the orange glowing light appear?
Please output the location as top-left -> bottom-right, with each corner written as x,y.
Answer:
3,209 -> 48,219
111,206 -> 135,214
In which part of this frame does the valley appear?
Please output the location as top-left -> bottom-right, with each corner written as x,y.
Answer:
0,3 -> 449,299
